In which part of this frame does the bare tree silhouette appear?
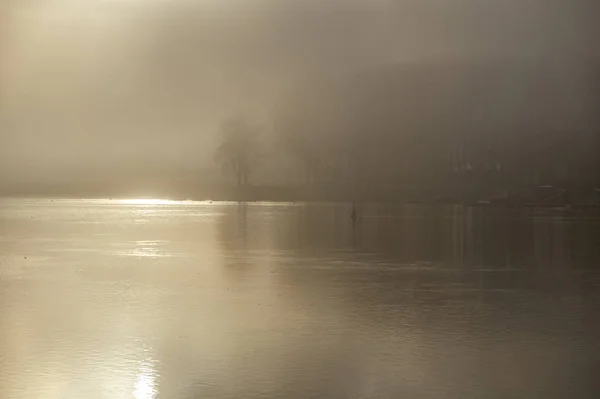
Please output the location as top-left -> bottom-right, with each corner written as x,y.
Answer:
215,116 -> 263,187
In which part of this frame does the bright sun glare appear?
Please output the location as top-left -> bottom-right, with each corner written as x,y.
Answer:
118,198 -> 180,205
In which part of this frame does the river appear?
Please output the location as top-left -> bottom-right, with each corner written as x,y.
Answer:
1,199 -> 599,398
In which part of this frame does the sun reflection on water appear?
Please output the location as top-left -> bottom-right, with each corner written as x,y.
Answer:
120,240 -> 169,258
118,199 -> 180,206
133,362 -> 158,399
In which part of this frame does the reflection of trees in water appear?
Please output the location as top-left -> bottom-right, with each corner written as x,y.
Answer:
213,203 -> 600,302
215,203 -> 255,284
241,203 -> 600,270
176,205 -> 600,399
277,203 -> 354,252
264,204 -> 600,307
215,203 -> 286,280
216,203 -> 249,250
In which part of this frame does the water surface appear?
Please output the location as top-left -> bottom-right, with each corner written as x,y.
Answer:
1,199 -> 599,398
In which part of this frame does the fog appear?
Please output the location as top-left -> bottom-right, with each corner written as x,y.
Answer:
0,0 -> 598,194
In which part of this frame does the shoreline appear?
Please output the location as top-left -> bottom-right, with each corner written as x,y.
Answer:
1,195 -> 599,210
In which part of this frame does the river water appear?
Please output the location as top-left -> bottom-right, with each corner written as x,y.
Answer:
0,199 -> 599,398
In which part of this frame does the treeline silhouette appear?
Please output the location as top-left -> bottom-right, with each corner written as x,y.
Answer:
217,60 -> 600,205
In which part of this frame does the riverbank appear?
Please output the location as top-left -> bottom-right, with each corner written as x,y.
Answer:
3,184 -> 599,208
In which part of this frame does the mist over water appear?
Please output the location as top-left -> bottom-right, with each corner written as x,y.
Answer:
1,0 -> 598,192
1,3 -> 599,397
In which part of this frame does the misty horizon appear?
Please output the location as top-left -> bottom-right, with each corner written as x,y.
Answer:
1,0 -> 599,195
2,3 -> 600,398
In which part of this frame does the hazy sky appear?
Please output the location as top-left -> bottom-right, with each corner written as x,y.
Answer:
0,0 -> 598,182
